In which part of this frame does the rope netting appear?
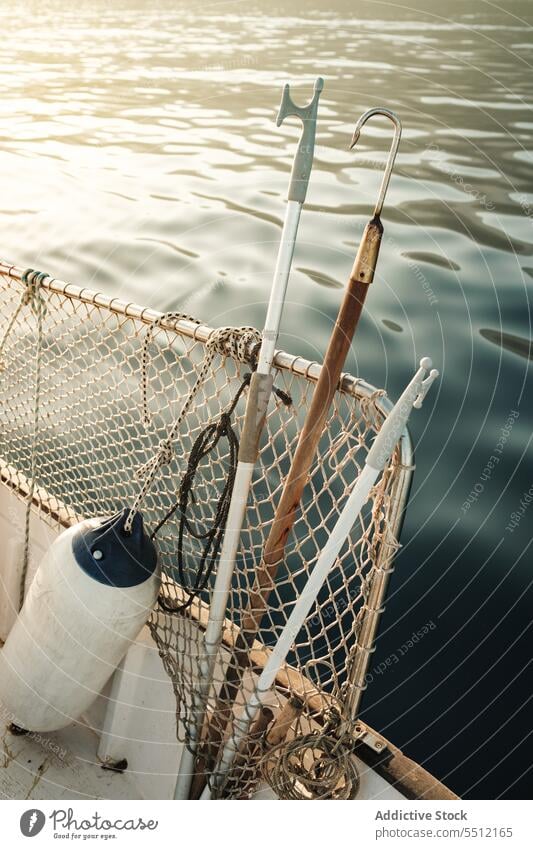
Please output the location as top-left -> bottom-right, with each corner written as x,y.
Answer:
0,265 -> 412,799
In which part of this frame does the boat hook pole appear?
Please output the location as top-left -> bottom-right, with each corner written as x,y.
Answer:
174,77 -> 324,800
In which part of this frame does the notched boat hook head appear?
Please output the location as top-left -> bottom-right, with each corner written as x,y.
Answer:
276,77 -> 324,204
414,357 -> 439,408
349,107 -> 402,218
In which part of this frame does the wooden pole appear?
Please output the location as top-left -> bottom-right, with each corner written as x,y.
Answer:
216,696 -> 305,799
265,696 -> 304,748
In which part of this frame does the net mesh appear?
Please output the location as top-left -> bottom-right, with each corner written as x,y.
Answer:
0,265 -> 411,799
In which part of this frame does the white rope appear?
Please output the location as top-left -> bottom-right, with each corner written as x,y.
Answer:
0,269 -> 46,368
124,313 -> 261,534
20,271 -> 48,608
0,269 -> 49,609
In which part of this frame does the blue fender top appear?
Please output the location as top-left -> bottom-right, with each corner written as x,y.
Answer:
72,509 -> 158,588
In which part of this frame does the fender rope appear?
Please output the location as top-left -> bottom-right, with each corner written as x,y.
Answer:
0,269 -> 49,610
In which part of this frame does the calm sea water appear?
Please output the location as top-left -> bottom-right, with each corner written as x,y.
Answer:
2,0 -> 532,799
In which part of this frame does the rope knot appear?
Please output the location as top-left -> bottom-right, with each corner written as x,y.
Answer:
206,325 -> 262,367
136,437 -> 174,480
157,437 -> 174,465
0,268 -> 49,373
21,269 -> 48,315
216,411 -> 231,433
22,277 -> 39,305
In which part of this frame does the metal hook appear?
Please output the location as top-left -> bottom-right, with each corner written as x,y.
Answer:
350,107 -> 402,218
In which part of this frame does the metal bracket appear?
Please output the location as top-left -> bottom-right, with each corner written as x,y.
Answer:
361,729 -> 388,754
347,721 -> 388,755
348,720 -> 388,754
276,77 -> 324,203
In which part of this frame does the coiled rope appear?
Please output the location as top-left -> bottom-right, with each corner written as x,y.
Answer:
261,709 -> 360,800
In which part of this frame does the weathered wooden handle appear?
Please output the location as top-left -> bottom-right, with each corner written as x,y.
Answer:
193,211 -> 385,800
263,214 -> 383,566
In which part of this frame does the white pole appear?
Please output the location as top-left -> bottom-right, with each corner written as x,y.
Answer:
204,358 -> 439,798
174,78 -> 324,800
174,205 -> 300,799
256,201 -> 301,374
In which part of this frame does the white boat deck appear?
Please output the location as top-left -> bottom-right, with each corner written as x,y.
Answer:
0,715 -> 136,800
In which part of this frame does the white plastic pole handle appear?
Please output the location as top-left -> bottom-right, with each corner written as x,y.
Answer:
205,357 -> 438,798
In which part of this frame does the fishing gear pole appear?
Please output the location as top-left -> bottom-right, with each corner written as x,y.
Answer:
203,358 -> 439,798
198,107 -> 402,791
173,77 -> 324,800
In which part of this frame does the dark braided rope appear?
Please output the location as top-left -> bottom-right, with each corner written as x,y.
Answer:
155,373 -> 251,613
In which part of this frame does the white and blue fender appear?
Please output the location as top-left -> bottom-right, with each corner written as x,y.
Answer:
0,509 -> 160,732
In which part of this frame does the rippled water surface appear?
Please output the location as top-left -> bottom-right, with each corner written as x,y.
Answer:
2,0 -> 532,799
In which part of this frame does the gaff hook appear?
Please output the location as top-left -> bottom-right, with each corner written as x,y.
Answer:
350,107 -> 402,218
